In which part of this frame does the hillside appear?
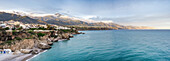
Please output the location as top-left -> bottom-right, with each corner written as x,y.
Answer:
0,12 -> 46,24
32,15 -> 124,29
0,12 -> 154,30
32,14 -> 153,29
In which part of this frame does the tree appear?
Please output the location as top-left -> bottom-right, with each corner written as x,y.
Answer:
0,27 -> 4,30
16,24 -> 20,28
17,27 -> 23,30
4,27 -> 9,30
12,27 -> 16,30
46,24 -> 51,30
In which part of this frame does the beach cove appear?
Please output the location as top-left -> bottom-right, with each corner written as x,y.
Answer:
31,30 -> 170,61
0,28 -> 85,61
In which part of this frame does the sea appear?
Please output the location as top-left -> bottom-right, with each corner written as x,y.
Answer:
30,30 -> 170,61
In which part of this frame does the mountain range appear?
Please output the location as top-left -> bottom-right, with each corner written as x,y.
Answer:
0,11 -> 154,30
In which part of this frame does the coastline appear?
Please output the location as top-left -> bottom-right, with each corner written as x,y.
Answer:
0,52 -> 32,61
24,38 -> 74,61
0,29 -> 84,61
24,38 -> 73,61
25,50 -> 47,61
0,39 -> 73,61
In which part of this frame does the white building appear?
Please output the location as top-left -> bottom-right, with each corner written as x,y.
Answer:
0,24 -> 6,28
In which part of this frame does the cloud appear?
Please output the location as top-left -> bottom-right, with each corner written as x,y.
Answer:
0,0 -> 170,29
80,15 -> 98,19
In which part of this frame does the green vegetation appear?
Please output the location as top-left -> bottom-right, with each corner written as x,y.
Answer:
16,24 -> 20,28
25,37 -> 32,39
29,27 -> 56,30
0,27 -> 5,30
50,31 -> 58,38
12,27 -> 16,30
37,33 -> 46,37
17,27 -> 23,30
38,27 -> 46,30
15,37 -> 22,40
12,30 -> 17,35
5,40 -> 13,44
3,40 -> 15,45
68,26 -> 113,30
28,30 -> 35,35
30,28 -> 37,30
59,29 -> 71,33
4,27 -> 9,30
12,30 -> 17,32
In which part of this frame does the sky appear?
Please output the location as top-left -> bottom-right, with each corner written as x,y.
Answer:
0,0 -> 170,29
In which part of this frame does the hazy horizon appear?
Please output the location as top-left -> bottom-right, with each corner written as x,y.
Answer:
0,0 -> 170,29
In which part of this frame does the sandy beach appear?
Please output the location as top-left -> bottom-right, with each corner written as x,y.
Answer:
0,52 -> 32,61
0,50 -> 47,61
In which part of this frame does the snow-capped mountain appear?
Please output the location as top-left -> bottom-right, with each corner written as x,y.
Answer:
0,11 -> 154,29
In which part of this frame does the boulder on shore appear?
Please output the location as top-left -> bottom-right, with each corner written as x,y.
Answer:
32,49 -> 39,54
13,50 -> 21,55
47,41 -> 53,45
37,43 -> 51,49
79,32 -> 85,34
20,49 -> 32,54
69,35 -> 74,38
53,37 -> 61,42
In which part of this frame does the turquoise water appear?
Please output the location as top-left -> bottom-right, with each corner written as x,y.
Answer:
31,30 -> 170,61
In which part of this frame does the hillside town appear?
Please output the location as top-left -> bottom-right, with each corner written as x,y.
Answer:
0,20 -> 71,30
0,20 -> 84,61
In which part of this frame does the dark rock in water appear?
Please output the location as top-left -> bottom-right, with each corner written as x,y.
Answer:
53,37 -> 60,42
76,32 -> 85,34
47,41 -> 53,45
53,39 -> 58,42
67,38 -> 70,40
79,32 -> 85,34
69,35 -> 74,38
71,32 -> 77,35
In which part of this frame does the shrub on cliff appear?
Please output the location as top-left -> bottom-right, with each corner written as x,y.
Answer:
30,28 -> 37,30
38,27 -> 46,30
17,27 -> 23,30
4,27 -> 9,30
12,30 -> 17,32
28,30 -> 35,35
25,37 -> 32,39
12,30 -> 17,35
60,29 -> 71,33
37,33 -> 46,37
15,37 -> 22,40
5,40 -> 13,44
0,27 -> 4,30
3,40 -> 15,45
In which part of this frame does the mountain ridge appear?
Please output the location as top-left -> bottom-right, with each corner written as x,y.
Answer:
0,11 -> 154,30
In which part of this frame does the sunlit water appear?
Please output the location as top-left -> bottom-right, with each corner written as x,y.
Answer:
31,30 -> 170,61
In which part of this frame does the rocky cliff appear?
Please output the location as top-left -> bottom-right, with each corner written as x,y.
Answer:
0,12 -> 46,24
0,29 -> 82,54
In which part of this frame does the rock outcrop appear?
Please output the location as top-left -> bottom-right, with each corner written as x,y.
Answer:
0,30 -> 84,54
20,49 -> 32,54
37,43 -> 51,49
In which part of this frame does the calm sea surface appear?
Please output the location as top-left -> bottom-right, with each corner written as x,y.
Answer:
31,30 -> 170,61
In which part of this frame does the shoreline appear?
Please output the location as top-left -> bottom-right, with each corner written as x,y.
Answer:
0,39 -> 70,61
25,50 -> 47,61
24,38 -> 74,61
0,30 -> 84,61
